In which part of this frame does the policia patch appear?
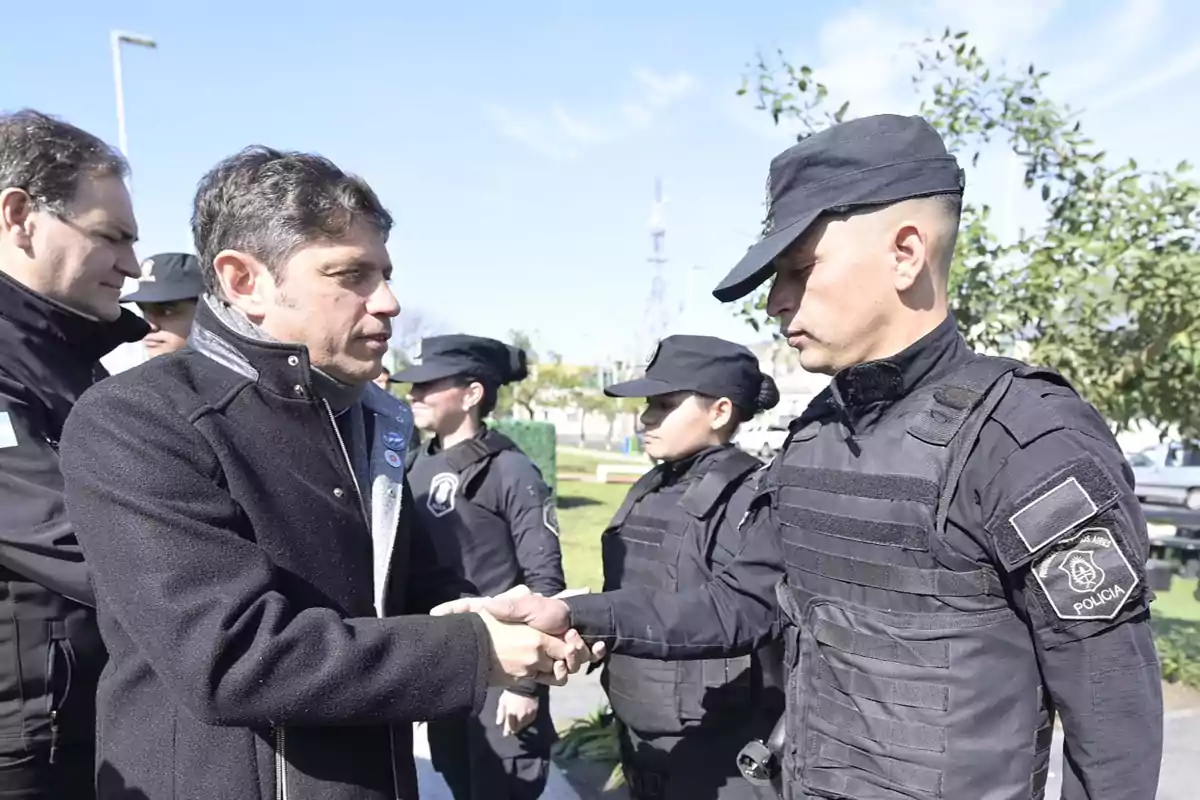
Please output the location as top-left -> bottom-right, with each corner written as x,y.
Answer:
1032,527 -> 1139,620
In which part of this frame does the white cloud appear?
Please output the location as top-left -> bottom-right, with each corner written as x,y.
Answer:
1050,0 -> 1165,98
485,68 -> 697,159
1090,40 -> 1200,111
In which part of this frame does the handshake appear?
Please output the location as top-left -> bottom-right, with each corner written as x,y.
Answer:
432,586 -> 606,687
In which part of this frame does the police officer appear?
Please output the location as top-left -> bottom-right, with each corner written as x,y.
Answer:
119,251 -> 203,358
449,115 -> 1164,800
395,334 -> 566,800
589,335 -> 787,800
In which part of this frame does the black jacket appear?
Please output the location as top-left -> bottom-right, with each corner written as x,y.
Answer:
0,270 -> 147,753
60,301 -> 492,800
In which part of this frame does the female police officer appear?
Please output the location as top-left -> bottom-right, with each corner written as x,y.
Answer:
589,334 -> 785,800
394,334 -> 565,800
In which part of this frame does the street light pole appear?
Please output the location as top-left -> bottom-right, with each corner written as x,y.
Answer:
109,30 -> 157,159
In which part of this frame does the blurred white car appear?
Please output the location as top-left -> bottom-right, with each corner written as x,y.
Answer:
734,416 -> 790,459
1129,442 -> 1200,510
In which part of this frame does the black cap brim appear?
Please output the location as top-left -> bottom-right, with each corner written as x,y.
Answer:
711,210 -> 820,302
604,377 -> 687,399
389,362 -> 466,385
121,283 -> 204,304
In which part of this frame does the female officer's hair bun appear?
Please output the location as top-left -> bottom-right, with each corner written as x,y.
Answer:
756,374 -> 780,411
507,346 -> 529,383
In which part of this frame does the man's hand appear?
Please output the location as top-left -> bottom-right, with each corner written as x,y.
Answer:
430,584 -> 532,617
496,690 -> 539,737
483,593 -> 607,662
477,609 -> 593,686
482,593 -> 571,635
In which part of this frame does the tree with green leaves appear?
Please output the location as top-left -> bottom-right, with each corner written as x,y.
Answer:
738,29 -> 1200,441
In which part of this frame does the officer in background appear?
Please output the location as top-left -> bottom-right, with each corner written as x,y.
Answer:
119,252 -> 203,358
707,114 -> 1161,799
587,335 -> 786,800
395,335 -> 565,800
446,115 -> 1163,800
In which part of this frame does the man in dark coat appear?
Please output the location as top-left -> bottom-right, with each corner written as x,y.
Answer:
60,145 -> 590,800
0,108 -> 147,799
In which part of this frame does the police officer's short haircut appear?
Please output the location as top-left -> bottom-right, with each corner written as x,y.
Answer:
928,192 -> 962,275
191,146 -> 393,295
456,375 -> 499,419
0,109 -> 128,215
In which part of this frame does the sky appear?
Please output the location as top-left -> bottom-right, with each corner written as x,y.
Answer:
5,0 -> 1199,373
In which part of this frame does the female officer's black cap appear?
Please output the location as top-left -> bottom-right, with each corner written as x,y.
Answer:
391,334 -> 528,387
605,334 -> 779,415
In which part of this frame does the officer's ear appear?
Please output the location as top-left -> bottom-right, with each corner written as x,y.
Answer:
705,396 -> 736,433
213,249 -> 273,322
0,188 -> 35,251
889,219 -> 928,293
461,380 -> 485,413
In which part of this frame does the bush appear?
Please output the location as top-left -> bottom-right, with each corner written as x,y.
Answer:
554,705 -> 625,790
491,418 -> 558,498
1153,618 -> 1200,689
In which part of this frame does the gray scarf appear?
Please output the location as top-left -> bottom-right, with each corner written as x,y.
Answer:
201,295 -> 373,507
202,294 -> 365,413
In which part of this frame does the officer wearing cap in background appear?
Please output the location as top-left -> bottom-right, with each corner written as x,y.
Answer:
582,335 -> 785,800
120,252 -> 203,357
706,114 -> 1160,799
435,335 -> 787,799
444,114 -> 1163,800
394,334 -> 566,800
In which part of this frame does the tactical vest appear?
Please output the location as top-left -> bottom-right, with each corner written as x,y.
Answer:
408,430 -> 524,598
768,356 -> 1062,800
602,446 -> 785,736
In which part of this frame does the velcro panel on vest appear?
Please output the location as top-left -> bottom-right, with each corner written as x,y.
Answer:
776,466 -> 940,508
810,740 -> 944,799
989,455 -> 1122,570
907,357 -> 1021,447
813,694 -> 946,753
778,506 -> 928,551
783,541 -> 1001,598
817,660 -> 949,711
680,450 -> 761,519
813,618 -> 950,668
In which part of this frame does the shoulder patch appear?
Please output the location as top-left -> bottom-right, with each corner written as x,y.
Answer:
1032,527 -> 1139,620
543,498 -> 560,537
427,472 -> 460,517
990,455 -> 1121,570
0,412 -> 16,450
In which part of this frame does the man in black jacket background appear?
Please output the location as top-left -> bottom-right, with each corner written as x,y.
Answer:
0,109 -> 147,799
59,145 -> 590,800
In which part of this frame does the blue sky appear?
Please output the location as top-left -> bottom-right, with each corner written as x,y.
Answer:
6,0 -> 1200,370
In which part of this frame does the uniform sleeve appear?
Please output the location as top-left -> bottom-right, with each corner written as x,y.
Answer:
401,479 -> 480,614
975,421 -> 1163,800
60,382 -> 490,727
566,483 -> 783,660
496,453 -> 565,597
0,394 -> 93,606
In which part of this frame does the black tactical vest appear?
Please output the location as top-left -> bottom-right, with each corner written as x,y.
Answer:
602,446 -> 785,736
407,430 -> 523,597
769,356 -> 1059,800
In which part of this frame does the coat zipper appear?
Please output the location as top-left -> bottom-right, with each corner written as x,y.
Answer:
275,725 -> 289,800
322,399 -> 403,798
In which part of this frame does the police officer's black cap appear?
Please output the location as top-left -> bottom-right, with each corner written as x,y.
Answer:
120,253 -> 205,304
605,335 -> 776,415
391,334 -> 528,387
713,114 -> 966,302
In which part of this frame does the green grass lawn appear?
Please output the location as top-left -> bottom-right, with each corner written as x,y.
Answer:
556,449 -> 649,475
555,480 -> 626,590
1152,576 -> 1200,622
